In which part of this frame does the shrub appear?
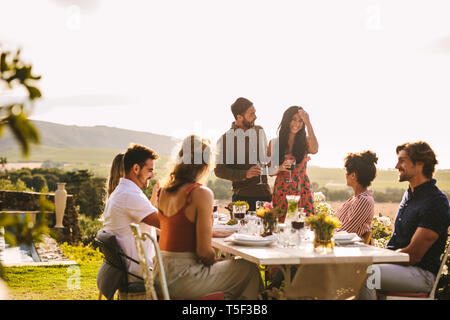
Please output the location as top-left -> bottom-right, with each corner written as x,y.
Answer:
78,214 -> 103,246
61,242 -> 103,264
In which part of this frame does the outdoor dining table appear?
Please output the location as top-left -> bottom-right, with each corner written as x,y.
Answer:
212,236 -> 410,299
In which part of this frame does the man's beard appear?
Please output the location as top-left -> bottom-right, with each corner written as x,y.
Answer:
243,119 -> 254,129
398,171 -> 412,182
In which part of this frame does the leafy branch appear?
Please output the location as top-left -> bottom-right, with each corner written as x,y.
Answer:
0,46 -> 41,156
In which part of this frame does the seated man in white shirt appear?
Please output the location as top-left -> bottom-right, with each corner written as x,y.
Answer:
103,143 -> 160,282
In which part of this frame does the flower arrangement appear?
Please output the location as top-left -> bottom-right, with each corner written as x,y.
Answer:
313,192 -> 326,204
371,214 -> 393,248
313,192 -> 335,217
233,201 -> 250,210
225,201 -> 249,219
256,202 -> 283,236
306,212 -> 341,253
315,202 -> 335,216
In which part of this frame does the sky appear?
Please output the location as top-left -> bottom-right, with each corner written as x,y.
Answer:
1,0 -> 450,169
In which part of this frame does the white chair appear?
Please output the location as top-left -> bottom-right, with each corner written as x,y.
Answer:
380,231 -> 450,300
130,223 -> 225,300
129,223 -> 170,300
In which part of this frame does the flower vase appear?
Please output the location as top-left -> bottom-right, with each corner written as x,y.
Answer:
54,183 -> 67,228
313,229 -> 335,254
261,217 -> 277,237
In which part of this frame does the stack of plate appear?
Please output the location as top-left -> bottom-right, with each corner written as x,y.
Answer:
224,233 -> 277,246
334,232 -> 361,244
213,224 -> 240,231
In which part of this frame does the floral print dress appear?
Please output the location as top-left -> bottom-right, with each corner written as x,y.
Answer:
272,153 -> 315,220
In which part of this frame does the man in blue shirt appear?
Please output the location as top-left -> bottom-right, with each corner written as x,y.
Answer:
360,141 -> 450,299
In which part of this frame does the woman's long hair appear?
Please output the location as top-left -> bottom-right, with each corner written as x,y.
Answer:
104,153 -> 124,201
164,135 -> 213,193
277,106 -> 307,165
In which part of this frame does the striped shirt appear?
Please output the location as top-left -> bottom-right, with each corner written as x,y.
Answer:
335,190 -> 375,238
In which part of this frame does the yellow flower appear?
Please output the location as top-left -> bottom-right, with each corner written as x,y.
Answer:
256,208 -> 268,218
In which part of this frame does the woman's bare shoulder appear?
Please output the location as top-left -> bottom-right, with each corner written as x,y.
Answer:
192,185 -> 214,199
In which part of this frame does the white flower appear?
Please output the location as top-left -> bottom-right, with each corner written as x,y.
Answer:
380,216 -> 391,227
314,192 -> 326,203
443,264 -> 448,276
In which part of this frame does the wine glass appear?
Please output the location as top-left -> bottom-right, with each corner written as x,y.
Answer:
288,159 -> 296,183
233,205 -> 247,233
257,161 -> 268,185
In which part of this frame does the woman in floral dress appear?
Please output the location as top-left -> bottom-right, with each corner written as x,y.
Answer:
268,106 -> 319,220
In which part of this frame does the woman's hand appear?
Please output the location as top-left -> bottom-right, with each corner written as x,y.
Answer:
299,109 -> 319,154
277,159 -> 291,173
298,109 -> 311,126
150,180 -> 161,206
212,229 -> 235,238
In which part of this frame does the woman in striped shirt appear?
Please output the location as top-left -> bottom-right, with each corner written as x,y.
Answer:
335,151 -> 378,238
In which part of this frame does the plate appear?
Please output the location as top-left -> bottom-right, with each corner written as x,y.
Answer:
224,234 -> 277,246
213,224 -> 240,231
335,236 -> 362,245
334,232 -> 359,241
230,239 -> 275,247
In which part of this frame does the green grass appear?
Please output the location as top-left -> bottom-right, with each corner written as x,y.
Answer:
3,262 -> 101,300
3,241 -> 104,300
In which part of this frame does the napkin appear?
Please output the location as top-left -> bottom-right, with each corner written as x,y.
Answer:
334,232 -> 360,241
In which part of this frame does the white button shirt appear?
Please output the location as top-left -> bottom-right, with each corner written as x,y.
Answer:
103,178 -> 157,281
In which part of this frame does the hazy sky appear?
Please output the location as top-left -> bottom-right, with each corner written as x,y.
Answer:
1,0 -> 450,168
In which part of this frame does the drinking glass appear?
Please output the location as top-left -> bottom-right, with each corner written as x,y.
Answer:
256,201 -> 264,210
233,204 -> 247,233
277,223 -> 289,247
246,214 -> 258,235
285,195 -> 300,222
287,159 -> 296,183
212,204 -> 219,219
257,161 -> 268,185
297,208 -> 307,241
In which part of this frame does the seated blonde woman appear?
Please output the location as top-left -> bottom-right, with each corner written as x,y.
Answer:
154,135 -> 263,300
335,151 -> 378,240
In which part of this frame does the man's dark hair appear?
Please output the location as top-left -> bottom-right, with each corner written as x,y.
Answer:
231,97 -> 253,119
396,141 -> 438,179
123,143 -> 159,173
344,150 -> 378,188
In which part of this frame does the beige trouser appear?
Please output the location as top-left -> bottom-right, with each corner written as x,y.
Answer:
153,251 -> 264,300
358,264 -> 435,300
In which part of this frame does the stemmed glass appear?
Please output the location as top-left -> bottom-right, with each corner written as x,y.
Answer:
287,159 -> 296,183
233,204 -> 247,233
257,160 -> 268,185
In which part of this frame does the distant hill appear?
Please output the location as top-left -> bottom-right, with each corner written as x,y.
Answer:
0,120 -> 180,156
1,121 -> 449,190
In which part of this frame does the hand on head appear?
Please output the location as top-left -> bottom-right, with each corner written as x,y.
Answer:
298,109 -> 310,125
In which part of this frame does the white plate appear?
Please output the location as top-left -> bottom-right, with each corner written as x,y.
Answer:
334,232 -> 359,241
225,234 -> 277,246
228,239 -> 276,247
213,224 -> 240,231
335,237 -> 362,245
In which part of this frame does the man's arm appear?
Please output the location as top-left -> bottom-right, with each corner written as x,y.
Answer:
214,133 -> 249,181
396,227 -> 439,265
214,164 -> 248,181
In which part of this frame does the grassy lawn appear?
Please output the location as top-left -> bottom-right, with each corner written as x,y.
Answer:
3,261 -> 102,300
3,242 -> 103,300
